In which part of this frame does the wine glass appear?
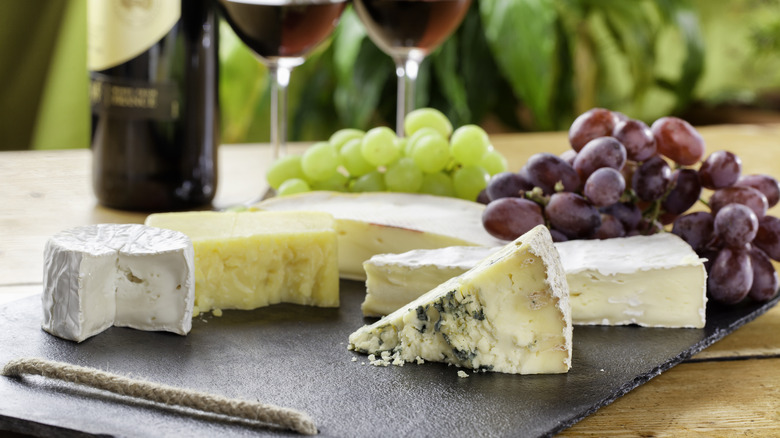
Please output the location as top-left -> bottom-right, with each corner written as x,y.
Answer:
353,0 -> 472,136
218,0 -> 347,159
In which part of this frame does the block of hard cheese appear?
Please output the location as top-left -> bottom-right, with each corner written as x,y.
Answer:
42,224 -> 195,342
349,225 -> 572,375
361,233 -> 707,328
145,211 -> 339,316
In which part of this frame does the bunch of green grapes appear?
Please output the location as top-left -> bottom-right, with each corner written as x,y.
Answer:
265,108 -> 508,200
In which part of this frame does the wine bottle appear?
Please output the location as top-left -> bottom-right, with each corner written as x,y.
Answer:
88,0 -> 219,211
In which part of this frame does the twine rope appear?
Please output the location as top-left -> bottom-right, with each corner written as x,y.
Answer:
2,357 -> 317,435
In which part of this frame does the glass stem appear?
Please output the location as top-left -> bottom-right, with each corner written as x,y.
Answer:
268,64 -> 292,159
394,56 -> 420,137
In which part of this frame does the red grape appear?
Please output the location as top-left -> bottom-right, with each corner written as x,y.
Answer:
584,167 -> 625,207
545,192 -> 601,239
707,246 -> 753,304
713,203 -> 758,248
748,246 -> 779,302
594,214 -> 626,239
651,116 -> 706,165
601,202 -> 643,232
612,119 -> 656,162
482,198 -> 545,241
632,156 -> 672,201
525,153 -> 581,195
754,215 -> 780,261
709,186 -> 768,218
735,174 -> 780,208
672,211 -> 714,251
559,149 -> 577,165
662,168 -> 702,215
486,171 -> 531,201
568,108 -> 618,152
572,137 -> 627,180
698,150 -> 742,189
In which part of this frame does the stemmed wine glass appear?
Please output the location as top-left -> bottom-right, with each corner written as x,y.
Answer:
218,0 -> 347,159
353,0 -> 472,136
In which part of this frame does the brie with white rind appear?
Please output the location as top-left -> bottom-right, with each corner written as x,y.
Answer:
253,191 -> 506,280
556,233 -> 707,328
42,224 -> 195,342
362,246 -> 499,317
361,233 -> 707,328
349,226 -> 572,375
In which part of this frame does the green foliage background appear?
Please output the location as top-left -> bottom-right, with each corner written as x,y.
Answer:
220,0 -> 780,144
8,0 -> 780,150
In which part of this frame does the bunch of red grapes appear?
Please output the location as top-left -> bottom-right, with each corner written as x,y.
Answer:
480,108 -> 780,305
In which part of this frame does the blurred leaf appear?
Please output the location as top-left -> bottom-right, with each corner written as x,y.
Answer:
479,0 -> 559,130
332,7 -> 393,129
219,21 -> 267,143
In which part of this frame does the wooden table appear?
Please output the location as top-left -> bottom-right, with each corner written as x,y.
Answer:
2,125 -> 779,436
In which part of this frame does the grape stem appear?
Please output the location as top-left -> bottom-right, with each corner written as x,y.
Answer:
524,187 -> 549,206
698,197 -> 710,208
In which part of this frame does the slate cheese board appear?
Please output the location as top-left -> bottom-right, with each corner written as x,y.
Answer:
0,281 -> 777,438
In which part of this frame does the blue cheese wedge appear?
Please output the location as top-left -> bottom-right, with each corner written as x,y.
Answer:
42,224 -> 195,342
253,191 -> 506,280
349,225 -> 572,375
361,233 -> 707,328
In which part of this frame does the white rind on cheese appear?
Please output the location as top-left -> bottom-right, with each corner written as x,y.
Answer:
362,246 -> 499,317
349,226 -> 572,375
555,233 -> 707,328
42,224 -> 195,342
253,192 -> 507,280
361,233 -> 707,328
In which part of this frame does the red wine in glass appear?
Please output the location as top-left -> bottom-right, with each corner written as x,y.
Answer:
354,0 -> 472,134
219,0 -> 346,159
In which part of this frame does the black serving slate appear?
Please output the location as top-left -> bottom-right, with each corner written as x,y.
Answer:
1,282 -> 778,438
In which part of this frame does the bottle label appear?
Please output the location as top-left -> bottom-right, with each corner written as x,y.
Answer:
87,0 -> 180,71
90,73 -> 180,120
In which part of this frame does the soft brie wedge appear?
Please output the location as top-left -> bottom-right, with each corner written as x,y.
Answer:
557,233 -> 707,328
253,192 -> 506,280
42,224 -> 195,342
362,246 -> 499,317
361,233 -> 707,328
349,226 -> 572,375
145,210 -> 339,316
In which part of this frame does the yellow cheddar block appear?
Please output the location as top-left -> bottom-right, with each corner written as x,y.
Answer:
145,211 -> 339,315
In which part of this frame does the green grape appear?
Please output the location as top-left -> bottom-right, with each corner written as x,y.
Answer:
384,157 -> 424,193
351,170 -> 386,192
266,154 -> 305,190
411,134 -> 450,173
311,172 -> 349,192
452,165 -> 490,201
277,178 -> 310,196
340,138 -> 375,177
395,137 -> 408,157
450,124 -> 490,165
405,127 -> 441,156
420,172 -> 455,197
329,128 -> 365,152
361,127 -> 399,166
404,108 -> 453,138
479,148 -> 508,176
302,142 -> 340,182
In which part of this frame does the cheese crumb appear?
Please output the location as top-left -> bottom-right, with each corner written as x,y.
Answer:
212,309 -> 223,317
351,357 -> 357,362
457,370 -> 469,378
